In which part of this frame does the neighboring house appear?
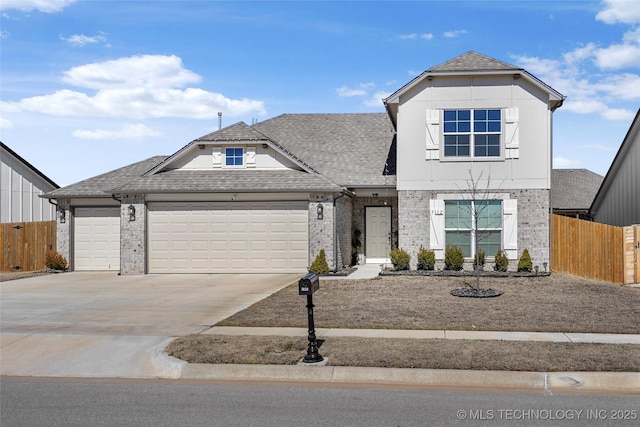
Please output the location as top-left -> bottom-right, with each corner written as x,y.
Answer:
551,169 -> 603,219
44,51 -> 564,274
1,142 -> 59,223
590,109 -> 640,227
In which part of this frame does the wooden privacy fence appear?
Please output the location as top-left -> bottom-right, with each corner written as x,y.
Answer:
1,221 -> 56,273
551,214 -> 639,285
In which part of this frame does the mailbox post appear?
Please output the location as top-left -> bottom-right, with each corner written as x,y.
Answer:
298,272 -> 323,363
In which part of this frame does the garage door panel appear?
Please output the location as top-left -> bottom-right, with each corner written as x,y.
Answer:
74,207 -> 120,271
148,202 -> 308,273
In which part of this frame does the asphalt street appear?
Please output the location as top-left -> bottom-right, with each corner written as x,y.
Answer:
2,377 -> 639,427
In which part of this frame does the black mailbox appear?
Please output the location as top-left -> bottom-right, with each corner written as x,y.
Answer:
298,272 -> 320,295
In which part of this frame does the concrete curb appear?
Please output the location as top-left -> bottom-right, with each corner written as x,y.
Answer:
176,362 -> 640,392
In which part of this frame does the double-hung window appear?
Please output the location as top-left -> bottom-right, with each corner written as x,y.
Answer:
443,109 -> 501,158
225,147 -> 244,167
444,200 -> 502,257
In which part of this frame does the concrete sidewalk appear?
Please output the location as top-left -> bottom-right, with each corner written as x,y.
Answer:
204,326 -> 640,344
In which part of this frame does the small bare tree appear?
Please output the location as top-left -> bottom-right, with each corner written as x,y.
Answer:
458,170 -> 504,292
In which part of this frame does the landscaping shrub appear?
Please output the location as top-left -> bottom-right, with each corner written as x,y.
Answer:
517,248 -> 533,272
45,251 -> 68,271
444,245 -> 464,271
473,250 -> 486,270
416,246 -> 436,271
494,250 -> 509,272
389,248 -> 411,271
309,249 -> 330,274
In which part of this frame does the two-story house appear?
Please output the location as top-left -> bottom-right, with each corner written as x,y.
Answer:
385,52 -> 564,266
44,51 -> 564,274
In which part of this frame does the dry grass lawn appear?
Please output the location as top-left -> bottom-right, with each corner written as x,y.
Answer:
168,274 -> 640,371
219,274 -> 640,333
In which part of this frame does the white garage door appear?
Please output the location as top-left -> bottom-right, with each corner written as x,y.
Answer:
74,207 -> 120,271
148,202 -> 309,273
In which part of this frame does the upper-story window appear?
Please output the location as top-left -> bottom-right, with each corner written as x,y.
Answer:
225,147 -> 244,167
443,109 -> 501,158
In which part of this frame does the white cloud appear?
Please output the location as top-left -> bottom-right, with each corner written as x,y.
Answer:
601,107 -> 635,121
62,54 -> 200,90
6,55 -> 266,120
336,83 -> 374,97
597,73 -> 640,100
364,91 -> 391,108
0,117 -> 13,129
583,143 -> 617,152
593,28 -> 640,69
0,30 -> 9,39
553,157 -> 582,168
61,33 -> 108,47
73,124 -> 161,141
596,0 -> 640,24
0,0 -> 77,13
443,29 -> 467,38
399,33 -> 433,40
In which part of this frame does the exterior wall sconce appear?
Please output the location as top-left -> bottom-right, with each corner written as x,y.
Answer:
317,203 -> 323,220
372,193 -> 379,198
58,208 -> 66,224
198,144 -> 205,149
128,205 -> 136,222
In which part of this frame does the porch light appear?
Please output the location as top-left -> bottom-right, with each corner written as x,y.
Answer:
372,193 -> 378,198
58,208 -> 66,224
128,205 -> 136,222
317,203 -> 323,220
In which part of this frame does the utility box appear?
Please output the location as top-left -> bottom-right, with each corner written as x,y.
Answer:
298,272 -> 319,295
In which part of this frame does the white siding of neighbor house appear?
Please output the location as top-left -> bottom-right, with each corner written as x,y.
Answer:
395,75 -> 554,192
170,144 -> 302,171
1,147 -> 57,223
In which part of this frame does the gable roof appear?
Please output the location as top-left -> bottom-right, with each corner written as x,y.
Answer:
428,51 -> 520,72
44,156 -> 167,198
551,169 -> 603,211
1,141 -> 59,189
383,51 -> 565,128
252,113 -> 396,188
590,108 -> 640,214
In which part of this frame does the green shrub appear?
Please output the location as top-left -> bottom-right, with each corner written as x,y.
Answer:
473,250 -> 486,269
390,248 -> 411,271
517,248 -> 533,272
416,246 -> 436,270
309,249 -> 330,274
45,251 -> 68,271
494,250 -> 509,272
444,245 -> 464,271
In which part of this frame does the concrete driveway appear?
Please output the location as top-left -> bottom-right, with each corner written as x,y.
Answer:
0,272 -> 298,378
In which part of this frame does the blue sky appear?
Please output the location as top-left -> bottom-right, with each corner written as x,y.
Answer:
1,0 -> 639,186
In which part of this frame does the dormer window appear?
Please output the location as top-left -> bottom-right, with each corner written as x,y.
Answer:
225,147 -> 244,167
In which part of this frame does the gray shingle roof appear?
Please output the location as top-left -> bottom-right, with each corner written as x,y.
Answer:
195,122 -> 270,142
44,156 -> 167,198
114,169 -> 342,193
428,51 -> 521,72
551,169 -> 604,210
253,113 -> 396,187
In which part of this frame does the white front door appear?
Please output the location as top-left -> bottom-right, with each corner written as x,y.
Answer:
365,206 -> 391,263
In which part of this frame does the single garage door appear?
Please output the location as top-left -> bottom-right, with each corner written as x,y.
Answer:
74,207 -> 120,271
148,202 -> 309,273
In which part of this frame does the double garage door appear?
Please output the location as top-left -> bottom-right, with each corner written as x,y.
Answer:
148,202 -> 309,273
